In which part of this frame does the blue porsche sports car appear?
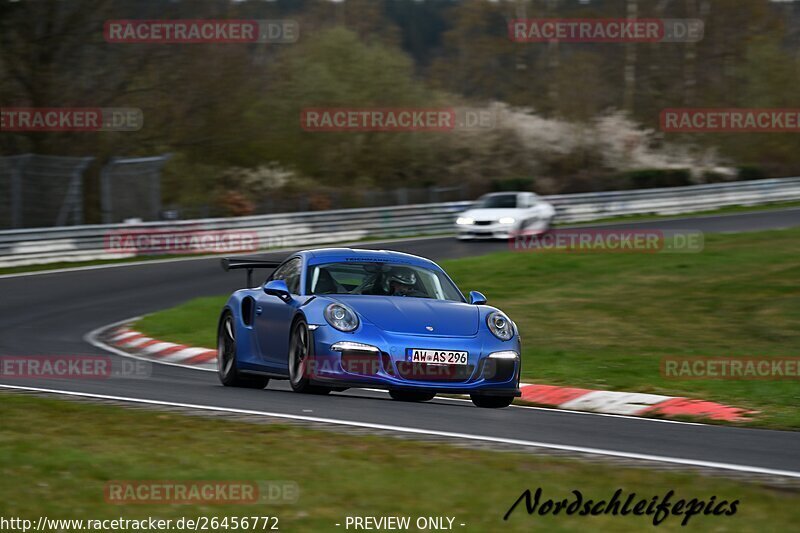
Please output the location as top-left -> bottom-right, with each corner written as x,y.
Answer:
218,248 -> 521,408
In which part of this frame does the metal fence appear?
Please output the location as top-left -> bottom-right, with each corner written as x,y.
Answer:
0,153 -> 172,230
0,154 -> 94,229
101,154 -> 172,223
0,155 -> 26,229
0,176 -> 798,268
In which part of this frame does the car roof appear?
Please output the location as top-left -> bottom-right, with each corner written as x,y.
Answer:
299,248 -> 440,269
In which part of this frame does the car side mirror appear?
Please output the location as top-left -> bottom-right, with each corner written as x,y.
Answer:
263,280 -> 291,302
469,291 -> 487,305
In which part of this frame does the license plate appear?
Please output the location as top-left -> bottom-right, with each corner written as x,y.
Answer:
408,349 -> 468,365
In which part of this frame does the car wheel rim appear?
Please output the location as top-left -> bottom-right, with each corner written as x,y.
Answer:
218,316 -> 235,377
290,325 -> 308,385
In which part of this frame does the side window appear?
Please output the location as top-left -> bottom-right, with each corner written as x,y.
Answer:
523,194 -> 535,208
284,259 -> 302,294
271,258 -> 302,295
270,262 -> 290,283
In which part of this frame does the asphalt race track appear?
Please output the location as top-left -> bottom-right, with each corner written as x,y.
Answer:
2,208 -> 800,478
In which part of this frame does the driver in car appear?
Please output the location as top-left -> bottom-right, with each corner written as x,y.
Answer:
384,267 -> 426,297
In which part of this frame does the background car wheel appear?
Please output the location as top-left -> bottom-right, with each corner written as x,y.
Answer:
389,390 -> 436,402
288,318 -> 331,395
519,217 -> 551,235
470,395 -> 514,408
217,312 -> 269,389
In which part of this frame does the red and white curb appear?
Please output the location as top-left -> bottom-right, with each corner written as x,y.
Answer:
519,384 -> 758,422
103,323 -> 758,423
105,325 -> 217,371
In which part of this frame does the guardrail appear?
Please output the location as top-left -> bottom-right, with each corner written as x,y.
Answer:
1,176 -> 799,268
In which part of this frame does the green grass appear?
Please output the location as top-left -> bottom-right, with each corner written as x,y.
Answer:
1,393 -> 797,532
568,199 -> 800,226
137,294 -> 227,347
442,228 -> 800,428
137,228 -> 800,429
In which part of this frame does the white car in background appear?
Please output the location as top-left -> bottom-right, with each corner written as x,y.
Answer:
455,191 -> 556,240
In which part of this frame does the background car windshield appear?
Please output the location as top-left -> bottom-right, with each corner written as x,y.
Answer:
307,262 -> 464,301
476,194 -> 518,208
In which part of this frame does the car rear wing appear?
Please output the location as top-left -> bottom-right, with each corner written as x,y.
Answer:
221,257 -> 283,288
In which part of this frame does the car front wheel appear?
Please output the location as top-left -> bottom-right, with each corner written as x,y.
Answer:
470,395 -> 514,408
288,318 -> 331,395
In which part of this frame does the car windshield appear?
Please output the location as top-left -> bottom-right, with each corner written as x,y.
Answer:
307,262 -> 464,301
476,194 -> 518,208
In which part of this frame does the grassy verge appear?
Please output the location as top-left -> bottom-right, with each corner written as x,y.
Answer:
568,199 -> 800,226
2,200 -> 799,277
137,228 -> 800,429
443,228 -> 800,429
1,393 -> 797,532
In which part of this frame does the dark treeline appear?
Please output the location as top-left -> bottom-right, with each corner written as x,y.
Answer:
1,0 -> 798,219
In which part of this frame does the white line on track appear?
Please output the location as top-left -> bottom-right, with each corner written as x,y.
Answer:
1,383 -> 797,479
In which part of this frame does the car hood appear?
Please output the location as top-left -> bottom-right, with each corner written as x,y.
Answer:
461,208 -> 526,220
331,295 -> 480,337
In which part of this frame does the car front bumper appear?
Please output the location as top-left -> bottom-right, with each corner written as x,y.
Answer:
455,222 -> 513,240
307,324 -> 521,396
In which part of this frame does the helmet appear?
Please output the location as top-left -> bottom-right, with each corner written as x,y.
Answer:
383,267 -> 417,293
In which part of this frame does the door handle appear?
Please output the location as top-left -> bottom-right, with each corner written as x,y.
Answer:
255,306 -> 263,315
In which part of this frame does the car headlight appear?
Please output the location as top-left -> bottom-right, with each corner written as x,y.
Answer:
324,303 -> 359,332
456,217 -> 475,225
488,350 -> 519,359
487,311 -> 514,341
499,217 -> 515,225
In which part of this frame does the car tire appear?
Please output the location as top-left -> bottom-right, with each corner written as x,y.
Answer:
519,217 -> 551,235
218,311 -> 269,389
470,395 -> 514,408
288,318 -> 331,395
389,390 -> 436,402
